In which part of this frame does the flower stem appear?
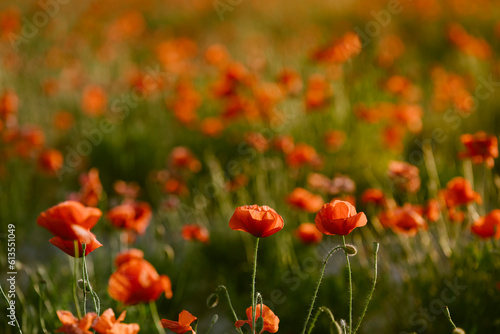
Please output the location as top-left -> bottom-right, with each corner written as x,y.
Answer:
251,237 -> 260,334
342,236 -> 352,334
214,285 -> 243,334
307,306 -> 343,334
81,243 -> 100,315
149,301 -> 166,334
73,240 -> 82,319
353,242 -> 379,333
444,306 -> 457,329
301,245 -> 344,334
81,243 -> 87,314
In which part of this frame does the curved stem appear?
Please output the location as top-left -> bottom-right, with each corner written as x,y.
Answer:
444,306 -> 457,329
149,301 -> 166,334
206,314 -> 218,334
215,285 -> 244,334
342,236 -> 352,334
81,243 -> 100,315
307,306 -> 343,334
251,237 -> 260,334
353,242 -> 379,333
301,245 -> 344,334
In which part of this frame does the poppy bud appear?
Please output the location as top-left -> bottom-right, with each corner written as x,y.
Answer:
77,279 -> 92,292
344,244 -> 357,256
453,329 -> 466,334
206,293 -> 219,308
255,316 -> 265,334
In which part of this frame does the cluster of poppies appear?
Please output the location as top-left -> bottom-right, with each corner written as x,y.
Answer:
36,194 -> 370,333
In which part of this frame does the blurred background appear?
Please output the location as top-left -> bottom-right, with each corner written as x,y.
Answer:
0,0 -> 500,333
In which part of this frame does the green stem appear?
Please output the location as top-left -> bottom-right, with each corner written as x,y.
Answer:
0,284 -> 22,333
37,281 -> 49,334
307,307 -> 342,334
81,243 -> 87,314
251,237 -> 260,334
444,306 -> 457,329
206,315 -> 218,334
353,242 -> 379,333
81,243 -> 100,315
73,241 -> 82,319
301,245 -> 344,334
149,301 -> 166,334
342,236 -> 352,334
215,286 -> 243,334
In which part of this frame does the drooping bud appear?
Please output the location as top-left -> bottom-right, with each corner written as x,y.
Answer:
206,293 -> 219,308
344,244 -> 357,256
77,279 -> 92,292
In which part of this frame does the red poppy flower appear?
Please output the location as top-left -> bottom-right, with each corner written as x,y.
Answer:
442,177 -> 481,207
55,310 -> 96,334
378,204 -> 426,236
286,188 -> 324,213
108,258 -> 172,305
53,111 -> 75,131
182,224 -> 209,243
330,194 -> 356,207
0,89 -> 18,119
49,228 -> 103,257
161,310 -> 197,334
304,74 -> 331,110
324,130 -> 346,152
361,189 -> 385,207
226,174 -> 249,192
424,199 -> 440,222
81,85 -> 107,117
245,132 -> 269,153
295,223 -> 323,244
277,68 -> 303,96
113,180 -> 140,200
312,31 -> 361,64
38,149 -> 64,175
314,200 -> 367,236
471,210 -> 500,240
229,205 -> 284,238
272,135 -> 295,154
307,173 -> 332,193
114,249 -> 144,267
286,143 -> 322,169
235,304 -> 279,333
200,117 -> 225,137
387,161 -> 421,193
169,146 -> 201,172
107,201 -> 152,235
78,168 -> 103,207
37,201 -> 102,239
92,308 -> 140,334
459,132 -> 498,168
205,44 -> 230,67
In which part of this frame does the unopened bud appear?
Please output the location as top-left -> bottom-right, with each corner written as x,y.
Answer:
206,293 -> 219,308
344,245 -> 357,256
164,244 -> 175,261
77,279 -> 92,292
453,328 -> 466,334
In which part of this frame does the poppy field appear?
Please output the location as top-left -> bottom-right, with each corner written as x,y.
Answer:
1,0 -> 500,333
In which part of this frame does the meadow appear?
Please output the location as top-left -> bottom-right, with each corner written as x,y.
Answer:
0,0 -> 499,333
